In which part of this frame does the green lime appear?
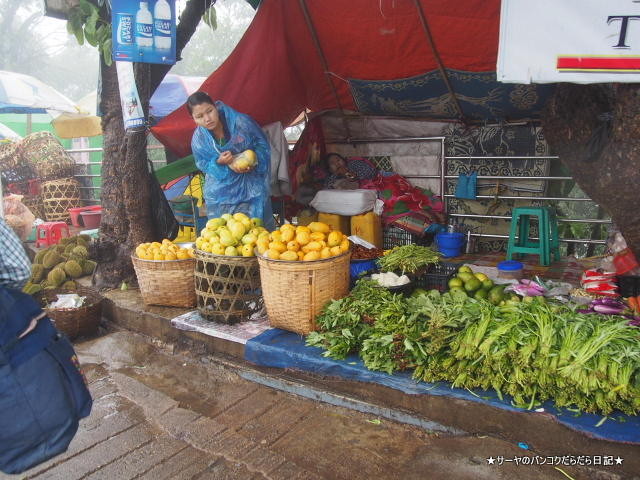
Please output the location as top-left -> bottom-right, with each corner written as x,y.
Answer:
473,289 -> 488,300
482,278 -> 494,290
464,277 -> 482,293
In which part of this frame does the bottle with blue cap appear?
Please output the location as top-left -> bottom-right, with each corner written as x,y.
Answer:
497,260 -> 524,280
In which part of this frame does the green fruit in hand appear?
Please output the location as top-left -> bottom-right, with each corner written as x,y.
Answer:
458,266 -> 473,274
448,277 -> 463,289
464,277 -> 482,293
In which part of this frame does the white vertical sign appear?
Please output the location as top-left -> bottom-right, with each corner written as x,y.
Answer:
498,0 -> 640,84
115,61 -> 146,130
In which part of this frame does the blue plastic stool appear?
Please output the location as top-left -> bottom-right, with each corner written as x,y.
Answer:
506,207 -> 560,266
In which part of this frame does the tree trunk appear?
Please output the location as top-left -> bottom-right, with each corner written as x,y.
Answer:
92,0 -> 215,288
541,83 -> 640,257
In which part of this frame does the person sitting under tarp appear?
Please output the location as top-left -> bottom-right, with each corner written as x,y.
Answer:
324,153 -> 378,189
188,92 -> 275,230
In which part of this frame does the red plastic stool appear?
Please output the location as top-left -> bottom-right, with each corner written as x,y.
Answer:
35,222 -> 70,248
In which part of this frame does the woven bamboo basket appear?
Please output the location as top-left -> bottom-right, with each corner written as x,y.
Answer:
22,193 -> 45,220
131,255 -> 196,307
21,131 -> 75,180
0,141 -> 21,171
43,286 -> 103,340
42,178 -> 81,222
194,250 -> 262,324
257,251 -> 350,335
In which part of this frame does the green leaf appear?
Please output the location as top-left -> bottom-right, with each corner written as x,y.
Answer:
79,0 -> 94,16
102,39 -> 113,66
366,418 -> 382,425
202,6 -> 217,30
85,10 -> 99,37
74,27 -> 85,46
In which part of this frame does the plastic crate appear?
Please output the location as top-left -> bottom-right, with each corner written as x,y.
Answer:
383,225 -> 434,249
413,262 -> 462,292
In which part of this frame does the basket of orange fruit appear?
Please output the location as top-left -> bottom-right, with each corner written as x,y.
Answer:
131,239 -> 197,307
257,221 -> 351,335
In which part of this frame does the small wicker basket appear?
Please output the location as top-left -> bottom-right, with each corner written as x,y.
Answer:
257,251 -> 350,335
42,177 -> 81,223
43,286 -> 102,340
131,255 -> 196,307
194,250 -> 262,324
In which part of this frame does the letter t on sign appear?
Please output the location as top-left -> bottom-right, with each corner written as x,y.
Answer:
607,15 -> 640,48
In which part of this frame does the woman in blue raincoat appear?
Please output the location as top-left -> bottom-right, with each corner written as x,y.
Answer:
187,92 -> 274,230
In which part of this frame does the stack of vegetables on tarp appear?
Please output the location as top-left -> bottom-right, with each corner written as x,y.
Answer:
306,246 -> 640,416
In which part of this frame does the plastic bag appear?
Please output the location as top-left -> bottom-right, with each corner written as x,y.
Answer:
2,194 -> 35,241
148,162 -> 178,241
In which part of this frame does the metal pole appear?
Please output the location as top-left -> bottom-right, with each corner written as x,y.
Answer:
299,0 -> 352,141
413,0 -> 466,123
440,139 -> 446,213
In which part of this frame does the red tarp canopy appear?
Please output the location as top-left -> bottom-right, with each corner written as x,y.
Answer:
152,0 -> 508,157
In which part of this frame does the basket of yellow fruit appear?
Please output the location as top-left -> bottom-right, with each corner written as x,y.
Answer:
131,239 -> 196,307
257,221 -> 351,335
193,213 -> 265,324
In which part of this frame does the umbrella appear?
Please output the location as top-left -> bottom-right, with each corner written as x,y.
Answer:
0,70 -> 78,114
163,173 -> 204,207
150,74 -> 205,122
51,92 -> 102,139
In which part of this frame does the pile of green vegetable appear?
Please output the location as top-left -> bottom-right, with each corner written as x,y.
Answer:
307,282 -> 640,415
377,244 -> 441,274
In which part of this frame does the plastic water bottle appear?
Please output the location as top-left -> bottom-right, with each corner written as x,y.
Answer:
153,0 -> 172,51
135,1 -> 153,48
115,13 -> 134,47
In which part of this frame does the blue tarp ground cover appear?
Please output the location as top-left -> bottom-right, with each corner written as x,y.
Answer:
245,328 -> 640,445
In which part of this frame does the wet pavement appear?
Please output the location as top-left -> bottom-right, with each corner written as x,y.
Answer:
2,331 -> 628,480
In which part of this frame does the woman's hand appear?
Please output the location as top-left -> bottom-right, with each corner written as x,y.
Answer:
217,151 -> 233,165
229,162 -> 256,174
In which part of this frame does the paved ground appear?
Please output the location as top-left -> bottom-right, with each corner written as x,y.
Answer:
1,331 -> 625,480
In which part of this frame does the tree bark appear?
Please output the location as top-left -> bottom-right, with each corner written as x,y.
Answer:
541,83 -> 640,257
92,0 -> 215,288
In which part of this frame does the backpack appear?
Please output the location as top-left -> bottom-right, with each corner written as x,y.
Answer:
0,287 -> 93,475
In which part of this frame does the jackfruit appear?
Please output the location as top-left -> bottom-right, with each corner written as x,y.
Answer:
82,260 -> 97,276
64,243 -> 76,254
47,267 -> 67,288
43,251 -> 62,269
30,264 -> 46,283
55,244 -> 66,254
71,245 -> 88,260
59,237 -> 73,245
61,280 -> 77,290
34,248 -> 49,265
64,260 -> 83,279
76,237 -> 89,248
22,282 -> 42,295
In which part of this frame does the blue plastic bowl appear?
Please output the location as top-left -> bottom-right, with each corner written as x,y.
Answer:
350,258 -> 378,281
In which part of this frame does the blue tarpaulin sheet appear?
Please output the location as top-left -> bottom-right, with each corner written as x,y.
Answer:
245,328 -> 640,445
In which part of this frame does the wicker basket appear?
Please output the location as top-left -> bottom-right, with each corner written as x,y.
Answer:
131,255 -> 196,307
42,178 -> 81,223
194,250 -> 262,324
43,287 -> 102,340
257,251 -> 350,335
21,131 -> 75,180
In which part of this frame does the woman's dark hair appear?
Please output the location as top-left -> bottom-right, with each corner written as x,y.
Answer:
186,91 -> 215,115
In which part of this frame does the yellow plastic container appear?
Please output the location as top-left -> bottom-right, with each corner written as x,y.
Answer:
318,212 -> 350,235
350,211 -> 383,248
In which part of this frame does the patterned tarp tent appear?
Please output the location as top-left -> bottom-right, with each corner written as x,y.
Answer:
152,0 -> 554,157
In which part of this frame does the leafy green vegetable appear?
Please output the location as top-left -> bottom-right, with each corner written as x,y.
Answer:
377,245 -> 441,274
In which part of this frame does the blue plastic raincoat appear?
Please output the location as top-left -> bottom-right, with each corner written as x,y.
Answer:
191,101 -> 274,230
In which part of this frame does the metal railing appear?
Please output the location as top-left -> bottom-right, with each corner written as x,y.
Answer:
66,143 -> 608,245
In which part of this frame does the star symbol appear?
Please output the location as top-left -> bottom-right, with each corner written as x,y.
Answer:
615,457 -> 623,465
487,457 -> 495,465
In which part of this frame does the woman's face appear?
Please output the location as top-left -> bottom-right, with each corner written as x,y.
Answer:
191,102 -> 221,132
328,156 -> 346,174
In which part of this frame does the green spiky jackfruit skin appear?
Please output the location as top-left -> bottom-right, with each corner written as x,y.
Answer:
76,237 -> 89,249
43,251 -> 62,269
71,246 -> 88,260
34,248 -> 49,265
61,280 -> 77,290
56,261 -> 67,270
47,268 -> 67,288
59,237 -> 73,246
22,282 -> 42,295
64,260 -> 83,279
30,264 -> 46,283
55,244 -> 66,254
82,260 -> 97,276
64,243 -> 76,254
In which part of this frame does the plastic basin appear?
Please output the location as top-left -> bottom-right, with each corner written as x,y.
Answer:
80,211 -> 102,229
